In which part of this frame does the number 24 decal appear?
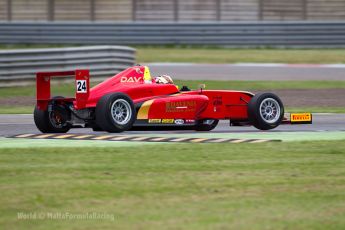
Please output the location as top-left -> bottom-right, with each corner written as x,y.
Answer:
76,80 -> 87,93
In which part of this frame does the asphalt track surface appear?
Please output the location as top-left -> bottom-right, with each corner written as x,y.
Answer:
0,114 -> 344,138
148,63 -> 345,81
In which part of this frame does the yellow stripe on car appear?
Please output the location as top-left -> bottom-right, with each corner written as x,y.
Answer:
137,99 -> 154,119
143,66 -> 152,82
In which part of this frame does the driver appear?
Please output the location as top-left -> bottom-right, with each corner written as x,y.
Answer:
154,75 -> 174,84
149,73 -> 191,91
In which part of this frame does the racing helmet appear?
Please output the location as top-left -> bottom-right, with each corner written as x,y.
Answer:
155,75 -> 174,84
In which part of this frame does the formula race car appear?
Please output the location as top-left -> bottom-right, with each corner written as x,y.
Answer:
34,66 -> 312,133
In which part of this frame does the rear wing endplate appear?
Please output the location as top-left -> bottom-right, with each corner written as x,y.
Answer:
36,70 -> 89,110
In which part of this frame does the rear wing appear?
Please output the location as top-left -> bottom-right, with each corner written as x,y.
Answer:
36,70 -> 89,110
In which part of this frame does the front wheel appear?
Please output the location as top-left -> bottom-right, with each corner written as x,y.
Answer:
195,119 -> 219,131
95,93 -> 136,133
247,93 -> 284,130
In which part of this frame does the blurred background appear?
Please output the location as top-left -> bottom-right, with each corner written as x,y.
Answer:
0,0 -> 345,114
1,2 -> 345,229
1,0 -> 345,46
1,0 -> 345,22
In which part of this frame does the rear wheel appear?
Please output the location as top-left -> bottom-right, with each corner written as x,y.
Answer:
247,93 -> 284,130
95,93 -> 136,133
195,119 -> 219,131
34,98 -> 71,133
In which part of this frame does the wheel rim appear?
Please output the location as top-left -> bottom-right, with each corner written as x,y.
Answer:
111,99 -> 132,125
202,119 -> 216,125
49,111 -> 65,129
259,98 -> 281,124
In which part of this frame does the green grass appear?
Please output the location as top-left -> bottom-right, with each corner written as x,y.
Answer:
0,44 -> 79,50
0,82 -> 77,98
0,141 -> 345,229
1,80 -> 345,99
286,107 -> 345,114
137,47 -> 345,64
174,80 -> 345,90
1,80 -> 344,114
2,45 -> 345,64
0,106 -> 34,114
2,106 -> 345,114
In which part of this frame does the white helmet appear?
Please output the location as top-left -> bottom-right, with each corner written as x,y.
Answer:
155,75 -> 173,84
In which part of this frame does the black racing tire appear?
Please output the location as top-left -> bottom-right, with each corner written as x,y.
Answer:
95,93 -> 136,133
33,98 -> 71,133
247,92 -> 284,130
92,125 -> 103,132
194,119 -> 219,131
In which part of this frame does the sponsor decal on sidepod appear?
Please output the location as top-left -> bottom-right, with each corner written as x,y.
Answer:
174,119 -> 185,125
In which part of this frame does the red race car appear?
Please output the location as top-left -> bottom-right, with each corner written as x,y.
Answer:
34,65 -> 312,133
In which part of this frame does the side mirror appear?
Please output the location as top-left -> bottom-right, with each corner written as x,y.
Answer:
198,84 -> 206,89
198,84 -> 206,93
